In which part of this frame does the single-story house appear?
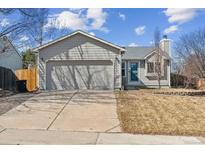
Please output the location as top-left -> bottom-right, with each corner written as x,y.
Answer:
122,40 -> 171,89
34,30 -> 171,90
0,36 -> 22,72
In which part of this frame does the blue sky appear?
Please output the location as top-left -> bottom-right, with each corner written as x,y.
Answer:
85,8 -> 205,47
0,8 -> 205,52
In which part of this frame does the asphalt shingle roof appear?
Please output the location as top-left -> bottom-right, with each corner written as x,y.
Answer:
122,46 -> 155,59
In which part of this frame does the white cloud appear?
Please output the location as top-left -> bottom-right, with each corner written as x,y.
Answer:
46,11 -> 87,30
20,35 -> 29,41
86,8 -> 108,32
128,43 -> 139,47
0,18 -> 9,27
69,8 -> 85,14
19,45 -> 31,51
46,9 -> 108,32
149,41 -> 154,45
135,26 -> 146,35
163,8 -> 199,24
89,32 -> 95,36
164,25 -> 178,34
119,12 -> 126,21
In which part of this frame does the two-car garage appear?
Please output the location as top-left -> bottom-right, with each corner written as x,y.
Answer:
46,60 -> 114,90
35,30 -> 124,90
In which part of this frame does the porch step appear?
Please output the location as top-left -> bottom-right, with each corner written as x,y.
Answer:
124,86 -> 140,90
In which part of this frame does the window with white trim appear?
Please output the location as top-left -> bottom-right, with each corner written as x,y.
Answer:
147,62 -> 162,74
147,62 -> 154,73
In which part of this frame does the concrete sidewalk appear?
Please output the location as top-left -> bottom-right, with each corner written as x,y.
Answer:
0,128 -> 203,145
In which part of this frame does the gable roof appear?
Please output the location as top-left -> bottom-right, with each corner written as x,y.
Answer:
123,46 -> 171,60
33,30 -> 125,52
144,48 -> 171,59
122,47 -> 155,59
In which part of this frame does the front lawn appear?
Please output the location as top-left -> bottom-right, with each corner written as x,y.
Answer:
116,89 -> 205,137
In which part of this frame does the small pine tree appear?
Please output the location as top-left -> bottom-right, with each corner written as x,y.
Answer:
22,49 -> 36,69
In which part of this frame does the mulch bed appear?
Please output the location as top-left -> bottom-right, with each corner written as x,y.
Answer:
154,90 -> 205,96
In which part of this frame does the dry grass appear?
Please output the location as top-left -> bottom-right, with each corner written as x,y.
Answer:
116,89 -> 205,137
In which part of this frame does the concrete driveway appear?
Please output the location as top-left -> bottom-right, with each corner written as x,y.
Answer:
0,90 -> 121,132
0,90 -> 204,144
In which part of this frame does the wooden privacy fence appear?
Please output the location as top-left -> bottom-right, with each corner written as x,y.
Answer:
15,68 -> 38,92
197,78 -> 205,90
0,66 -> 16,91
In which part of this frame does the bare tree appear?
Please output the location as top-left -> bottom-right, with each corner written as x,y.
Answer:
171,55 -> 187,87
26,9 -> 49,46
1,8 -> 71,50
175,28 -> 205,87
0,9 -> 54,53
154,27 -> 163,89
0,9 -> 37,37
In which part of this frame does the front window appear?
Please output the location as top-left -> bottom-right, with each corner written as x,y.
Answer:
122,62 -> 126,77
147,62 -> 154,73
155,62 -> 161,72
147,62 -> 161,74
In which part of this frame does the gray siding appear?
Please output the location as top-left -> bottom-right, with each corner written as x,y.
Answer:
0,39 -> 22,72
123,52 -> 170,88
37,33 -> 121,90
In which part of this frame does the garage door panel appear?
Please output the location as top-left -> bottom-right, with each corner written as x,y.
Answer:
48,65 -> 77,90
75,65 -> 113,90
46,60 -> 113,90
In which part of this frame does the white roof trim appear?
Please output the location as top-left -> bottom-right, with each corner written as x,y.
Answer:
33,30 -> 125,52
144,49 -> 156,59
144,48 -> 171,59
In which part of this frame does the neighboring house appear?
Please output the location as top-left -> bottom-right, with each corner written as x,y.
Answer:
33,30 -> 171,90
33,30 -> 125,90
122,38 -> 171,88
0,36 -> 22,72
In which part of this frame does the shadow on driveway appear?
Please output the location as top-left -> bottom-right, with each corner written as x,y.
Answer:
0,93 -> 37,116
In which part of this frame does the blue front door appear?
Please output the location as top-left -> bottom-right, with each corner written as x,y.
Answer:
130,62 -> 138,81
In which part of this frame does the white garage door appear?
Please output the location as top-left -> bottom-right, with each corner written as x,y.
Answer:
46,60 -> 114,90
